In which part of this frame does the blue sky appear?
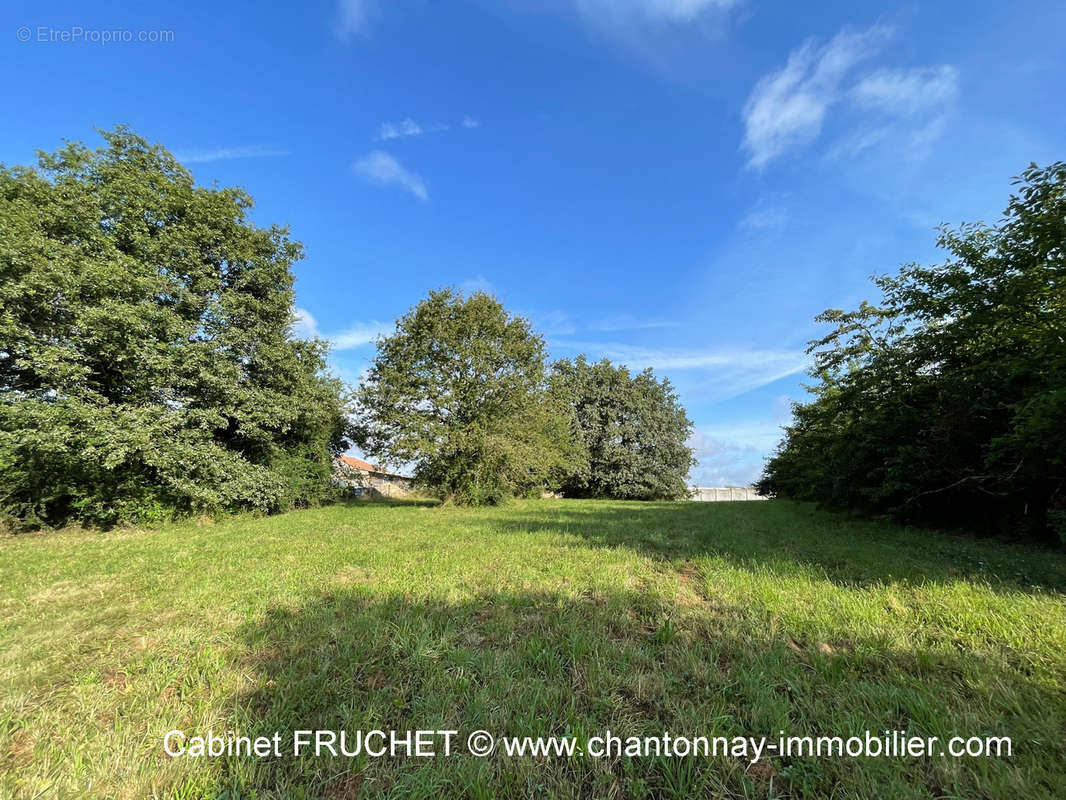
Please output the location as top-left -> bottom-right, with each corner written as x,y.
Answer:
4,0 -> 1063,485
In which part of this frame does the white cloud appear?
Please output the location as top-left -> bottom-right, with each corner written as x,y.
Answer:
829,112 -> 950,163
292,307 -> 392,351
459,275 -> 496,294
687,430 -> 765,486
378,118 -> 424,140
586,315 -> 685,332
352,151 -> 429,201
376,118 -> 454,141
292,307 -> 319,339
739,196 -> 789,231
687,406 -> 795,486
694,419 -> 787,452
374,117 -> 481,141
332,321 -> 393,349
508,310 -> 686,337
336,0 -> 739,55
174,145 -> 289,164
526,310 -> 577,336
336,0 -> 374,40
551,0 -> 742,67
560,343 -> 804,372
742,25 -> 960,169
575,0 -> 738,24
742,24 -> 894,169
550,341 -> 808,400
851,65 -> 958,115
830,67 -> 958,162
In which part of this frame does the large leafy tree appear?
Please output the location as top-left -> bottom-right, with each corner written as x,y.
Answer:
0,127 -> 348,528
760,162 -> 1066,544
550,356 -> 695,500
353,289 -> 579,504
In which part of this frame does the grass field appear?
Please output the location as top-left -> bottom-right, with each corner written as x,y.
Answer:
2,499 -> 1066,799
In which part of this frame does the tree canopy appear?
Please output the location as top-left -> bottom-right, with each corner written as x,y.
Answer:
0,127 -> 348,528
759,162 -> 1066,545
353,288 -> 578,504
550,356 -> 695,500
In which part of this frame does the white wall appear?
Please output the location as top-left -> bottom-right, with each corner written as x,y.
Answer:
689,487 -> 765,502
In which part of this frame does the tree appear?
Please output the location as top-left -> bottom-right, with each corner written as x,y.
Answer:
759,162 -> 1066,545
353,289 -> 579,504
0,127 -> 348,529
550,356 -> 695,500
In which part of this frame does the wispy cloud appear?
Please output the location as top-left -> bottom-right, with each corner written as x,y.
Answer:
378,119 -> 426,140
375,116 -> 480,141
508,0 -> 743,73
586,314 -> 685,332
742,24 -> 959,169
332,322 -> 393,349
377,118 -> 452,141
828,112 -> 949,164
525,310 -> 577,337
687,428 -> 769,486
550,341 -> 808,400
291,308 -> 319,340
292,308 -> 392,351
851,65 -> 958,115
459,275 -> 496,295
336,0 -> 374,41
338,0 -> 738,46
352,151 -> 429,201
555,343 -> 803,372
574,0 -> 739,26
739,196 -> 790,231
831,66 -> 959,162
174,145 -> 289,164
742,24 -> 894,169
687,396 -> 795,486
510,311 -> 686,336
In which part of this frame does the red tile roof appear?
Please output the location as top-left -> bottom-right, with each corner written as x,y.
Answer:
337,455 -> 411,480
338,455 -> 380,472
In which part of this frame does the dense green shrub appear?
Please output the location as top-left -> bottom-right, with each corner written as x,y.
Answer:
550,356 -> 695,500
759,163 -> 1066,544
0,128 -> 348,529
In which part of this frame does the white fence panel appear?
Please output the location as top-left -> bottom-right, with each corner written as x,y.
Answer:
689,486 -> 765,502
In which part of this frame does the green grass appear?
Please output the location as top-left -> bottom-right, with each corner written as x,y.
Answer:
2,499 -> 1065,799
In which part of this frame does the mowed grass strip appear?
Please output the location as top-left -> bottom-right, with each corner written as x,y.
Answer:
2,499 -> 1065,799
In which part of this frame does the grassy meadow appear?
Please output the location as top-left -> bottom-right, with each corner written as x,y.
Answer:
2,499 -> 1066,799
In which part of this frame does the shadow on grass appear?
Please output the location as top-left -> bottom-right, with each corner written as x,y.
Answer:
486,500 -> 1066,595
198,586 -> 1066,799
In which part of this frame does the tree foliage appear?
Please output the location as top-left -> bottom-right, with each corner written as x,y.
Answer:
0,127 -> 348,528
550,356 -> 695,500
759,162 -> 1066,544
353,289 -> 578,504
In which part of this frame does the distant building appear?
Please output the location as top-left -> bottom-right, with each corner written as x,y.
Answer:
333,455 -> 415,499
